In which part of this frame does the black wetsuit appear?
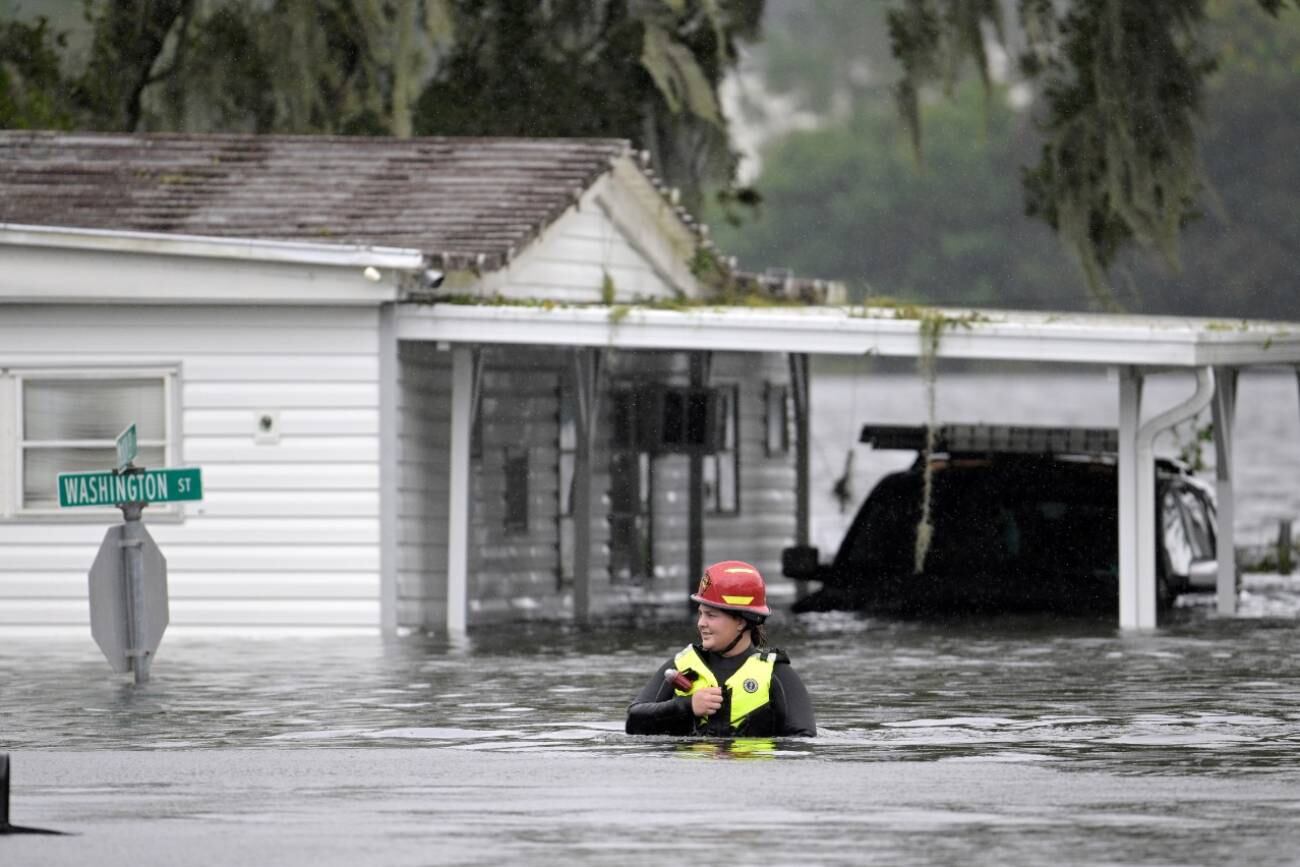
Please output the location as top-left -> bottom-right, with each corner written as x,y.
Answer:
625,645 -> 817,737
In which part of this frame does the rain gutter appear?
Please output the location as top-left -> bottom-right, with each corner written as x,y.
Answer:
0,223 -> 427,270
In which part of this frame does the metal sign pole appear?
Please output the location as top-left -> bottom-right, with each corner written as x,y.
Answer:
119,499 -> 151,684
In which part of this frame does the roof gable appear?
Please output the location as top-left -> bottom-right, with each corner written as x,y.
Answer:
453,166 -> 704,303
0,131 -> 636,271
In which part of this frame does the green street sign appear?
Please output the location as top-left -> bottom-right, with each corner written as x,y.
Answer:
58,467 -> 203,508
116,424 -> 137,470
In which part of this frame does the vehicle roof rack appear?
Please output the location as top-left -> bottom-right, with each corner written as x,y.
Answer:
859,424 -> 1118,456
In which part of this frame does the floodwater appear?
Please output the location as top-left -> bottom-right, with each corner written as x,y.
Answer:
5,589 -> 1300,866
5,366 -> 1300,865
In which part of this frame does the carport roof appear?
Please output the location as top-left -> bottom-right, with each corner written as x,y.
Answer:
397,303 -> 1300,368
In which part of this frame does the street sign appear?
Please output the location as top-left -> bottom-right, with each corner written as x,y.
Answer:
57,467 -> 203,508
88,523 -> 169,675
116,424 -> 137,470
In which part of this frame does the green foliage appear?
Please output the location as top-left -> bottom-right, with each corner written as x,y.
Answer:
1019,0 -> 1214,310
887,0 -> 1299,310
0,0 -> 761,213
600,270 -> 616,306
76,0 -> 195,131
888,0 -> 1002,158
708,84 -> 1080,309
723,0 -> 1300,317
1209,0 -> 1300,82
1107,0 -> 1300,318
1174,419 -> 1214,471
413,0 -> 760,214
759,0 -> 900,113
0,16 -> 72,129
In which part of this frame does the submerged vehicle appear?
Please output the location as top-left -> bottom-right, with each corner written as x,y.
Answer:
784,424 -> 1219,617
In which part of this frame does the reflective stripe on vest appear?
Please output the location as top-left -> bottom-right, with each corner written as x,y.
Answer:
673,645 -> 777,730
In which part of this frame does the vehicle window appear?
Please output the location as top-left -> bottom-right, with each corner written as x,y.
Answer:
1018,497 -> 1115,577
926,486 -> 1018,575
833,474 -> 915,576
836,464 -> 1119,579
1161,489 -> 1194,576
1177,488 -> 1214,560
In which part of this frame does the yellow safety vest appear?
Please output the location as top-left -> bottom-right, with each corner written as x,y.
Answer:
673,645 -> 777,732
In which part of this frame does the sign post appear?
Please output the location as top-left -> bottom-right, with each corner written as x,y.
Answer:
116,423 -> 137,471
59,428 -> 202,685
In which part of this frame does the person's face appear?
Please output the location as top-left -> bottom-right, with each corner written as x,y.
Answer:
697,604 -> 745,653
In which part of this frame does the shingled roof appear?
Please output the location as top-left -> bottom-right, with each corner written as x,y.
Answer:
0,131 -> 640,270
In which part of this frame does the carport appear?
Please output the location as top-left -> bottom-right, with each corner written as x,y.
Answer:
398,302 -> 1300,630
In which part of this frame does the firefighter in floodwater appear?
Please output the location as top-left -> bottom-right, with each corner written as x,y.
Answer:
625,560 -> 817,737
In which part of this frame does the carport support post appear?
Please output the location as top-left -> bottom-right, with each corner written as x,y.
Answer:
446,345 -> 477,638
378,303 -> 399,633
1117,366 -> 1145,629
789,353 -> 811,600
1212,367 -> 1238,615
688,351 -> 711,601
571,349 -> 602,625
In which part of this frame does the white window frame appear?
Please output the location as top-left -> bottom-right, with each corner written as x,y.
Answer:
2,366 -> 182,521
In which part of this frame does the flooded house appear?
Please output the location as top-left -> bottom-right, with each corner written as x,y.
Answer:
0,131 -> 841,635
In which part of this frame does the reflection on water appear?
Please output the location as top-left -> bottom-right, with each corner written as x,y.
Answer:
5,574 -> 1299,776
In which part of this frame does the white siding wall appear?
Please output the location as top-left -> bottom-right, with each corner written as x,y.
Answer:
605,351 -> 689,597
392,345 -> 795,632
466,176 -> 698,304
704,352 -> 798,579
397,345 -> 600,628
471,349 -> 565,618
395,342 -> 450,630
0,304 -> 382,630
635,352 -> 797,597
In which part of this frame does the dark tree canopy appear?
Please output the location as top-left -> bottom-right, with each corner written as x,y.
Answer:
0,0 -> 763,214
888,0 -> 1298,308
4,0 -> 1298,314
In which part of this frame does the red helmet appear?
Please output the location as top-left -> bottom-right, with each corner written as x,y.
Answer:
691,560 -> 770,619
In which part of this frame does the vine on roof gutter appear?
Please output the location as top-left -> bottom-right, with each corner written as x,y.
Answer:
914,311 -> 942,574
688,244 -> 797,306
903,307 -> 990,574
600,270 -> 617,306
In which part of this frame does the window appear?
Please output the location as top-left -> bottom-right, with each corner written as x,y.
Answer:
704,385 -> 739,515
503,446 -> 529,534
609,450 -> 653,582
764,382 -> 790,456
558,396 -> 576,518
1161,489 -> 1194,576
610,388 -> 640,451
557,389 -> 577,586
1177,488 -> 1216,561
4,369 -> 176,516
609,385 -> 726,454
